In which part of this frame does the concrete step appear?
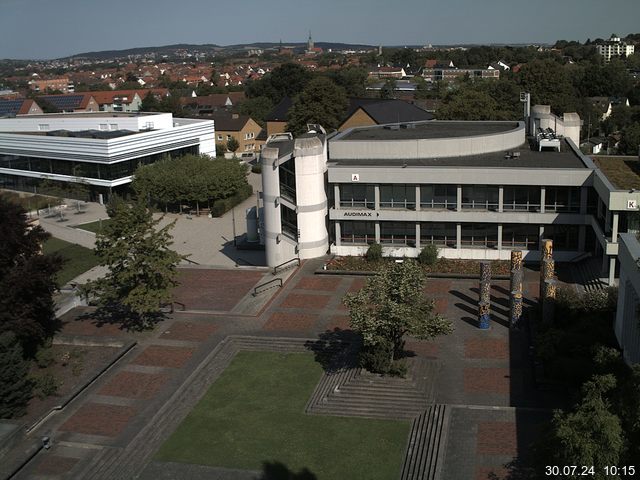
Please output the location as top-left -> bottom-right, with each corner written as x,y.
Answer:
400,405 -> 448,480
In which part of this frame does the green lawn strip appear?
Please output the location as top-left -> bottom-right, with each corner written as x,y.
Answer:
73,218 -> 111,234
43,237 -> 99,285
156,351 -> 410,479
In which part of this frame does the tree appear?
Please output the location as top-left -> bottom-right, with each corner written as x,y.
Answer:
545,375 -> 624,475
0,332 -> 33,418
437,87 -> 500,120
245,63 -> 312,104
81,198 -> 183,328
343,261 -> 453,374
379,78 -> 397,99
238,96 -> 274,126
516,59 -> 577,114
0,197 -> 62,355
620,122 -> 640,155
140,91 -> 160,111
226,136 -> 240,155
286,77 -> 348,135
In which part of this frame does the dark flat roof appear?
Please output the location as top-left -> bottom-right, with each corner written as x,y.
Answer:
330,140 -> 587,169
340,121 -> 519,141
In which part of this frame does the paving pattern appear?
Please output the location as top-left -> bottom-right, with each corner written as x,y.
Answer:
8,260 -> 561,480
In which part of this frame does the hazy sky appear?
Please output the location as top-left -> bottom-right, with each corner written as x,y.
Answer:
1,0 -> 639,59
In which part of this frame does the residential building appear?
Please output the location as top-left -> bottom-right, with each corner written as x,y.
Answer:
260,108 -> 640,288
338,98 -> 434,131
0,99 -> 43,116
0,112 -> 215,202
368,66 -> 407,79
28,77 -> 73,93
36,93 -> 99,113
422,67 -> 499,83
597,34 -> 635,62
210,112 -> 262,153
180,93 -> 246,115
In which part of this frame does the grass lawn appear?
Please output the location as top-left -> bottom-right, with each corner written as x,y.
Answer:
156,351 -> 410,479
74,218 -> 111,234
43,237 -> 99,285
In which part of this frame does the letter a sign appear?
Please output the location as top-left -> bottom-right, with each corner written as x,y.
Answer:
351,173 -> 360,182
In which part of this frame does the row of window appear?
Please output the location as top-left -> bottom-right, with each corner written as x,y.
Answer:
0,146 -> 198,181
339,221 -> 580,250
338,184 -> 583,213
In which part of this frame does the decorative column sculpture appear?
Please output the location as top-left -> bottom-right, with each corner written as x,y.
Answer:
510,250 -> 524,327
539,239 -> 553,298
478,261 -> 492,329
542,278 -> 557,324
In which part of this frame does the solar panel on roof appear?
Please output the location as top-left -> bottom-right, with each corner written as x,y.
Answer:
0,100 -> 24,115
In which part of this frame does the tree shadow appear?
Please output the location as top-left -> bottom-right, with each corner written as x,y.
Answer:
78,304 -> 166,332
259,461 -> 317,480
303,328 -> 360,374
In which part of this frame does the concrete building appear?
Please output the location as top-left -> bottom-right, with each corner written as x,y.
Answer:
28,77 -> 73,93
615,233 -> 640,365
0,112 -> 215,202
597,34 -> 635,63
260,109 -> 640,285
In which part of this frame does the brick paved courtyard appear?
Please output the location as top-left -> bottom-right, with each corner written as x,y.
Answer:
7,262 -> 560,480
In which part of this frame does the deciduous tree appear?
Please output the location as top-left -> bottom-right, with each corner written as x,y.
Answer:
343,260 -> 453,374
0,332 -> 33,418
286,77 -> 348,135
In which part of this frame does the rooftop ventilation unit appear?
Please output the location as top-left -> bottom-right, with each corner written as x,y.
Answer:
384,124 -> 400,130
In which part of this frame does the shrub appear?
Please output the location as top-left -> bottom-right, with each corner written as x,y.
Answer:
211,184 -> 253,217
35,346 -> 56,369
0,332 -> 33,418
418,245 -> 439,266
365,243 -> 383,262
359,339 -> 393,374
32,372 -> 58,399
251,163 -> 262,174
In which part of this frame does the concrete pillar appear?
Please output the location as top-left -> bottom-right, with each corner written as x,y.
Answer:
497,224 -> 503,250
539,225 -> 545,245
539,186 -> 546,213
375,222 -> 380,244
597,198 -> 603,220
612,212 -> 619,243
374,185 -> 380,210
457,185 -> 462,212
456,223 -> 462,250
580,186 -> 588,215
415,223 -> 421,249
334,184 -> 340,210
335,222 -> 341,247
498,186 -> 504,213
602,254 -> 609,277
608,257 -> 616,286
578,225 -> 586,252
415,185 -> 421,211
605,208 -> 611,233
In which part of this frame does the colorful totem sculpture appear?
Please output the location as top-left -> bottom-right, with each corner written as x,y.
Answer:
510,250 -> 524,326
478,261 -> 492,329
539,238 -> 556,323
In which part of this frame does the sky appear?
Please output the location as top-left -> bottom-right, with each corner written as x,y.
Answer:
0,0 -> 639,60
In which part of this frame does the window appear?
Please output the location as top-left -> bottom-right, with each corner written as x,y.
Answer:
420,185 -> 456,210
380,222 -> 416,246
281,205 -> 298,240
420,222 -> 457,247
340,184 -> 375,209
380,184 -> 415,209
109,123 -> 118,130
217,135 -> 223,141
38,124 -> 49,131
341,221 -> 375,244
99,124 -> 108,131
278,159 -> 296,202
545,187 -> 580,213
461,223 -> 498,249
462,186 -> 499,210
226,135 -> 232,141
503,186 -> 540,212
502,224 -> 539,250
543,225 -> 579,251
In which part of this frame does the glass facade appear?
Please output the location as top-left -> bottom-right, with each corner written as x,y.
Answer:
502,224 -> 540,250
420,185 -> 456,210
543,225 -> 579,250
278,159 -> 296,203
545,187 -> 580,213
461,186 -> 499,210
461,223 -> 498,248
380,222 -> 416,246
503,186 -> 540,211
420,222 -> 457,247
341,221 -> 375,244
0,146 -> 198,181
281,205 -> 298,240
380,184 -> 415,209
340,184 -> 375,209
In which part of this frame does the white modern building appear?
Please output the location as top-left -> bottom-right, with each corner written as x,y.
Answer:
261,108 -> 640,285
597,34 -> 635,63
0,112 -> 215,201
615,233 -> 640,365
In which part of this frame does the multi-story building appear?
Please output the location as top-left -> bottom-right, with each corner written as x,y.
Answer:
210,113 -> 263,154
0,112 -> 215,202
28,77 -> 73,93
260,109 -> 640,286
36,94 -> 99,113
422,67 -> 500,83
597,34 -> 635,62
614,233 -> 640,365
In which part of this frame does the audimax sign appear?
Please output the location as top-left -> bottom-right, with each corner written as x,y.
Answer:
342,211 -> 379,217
